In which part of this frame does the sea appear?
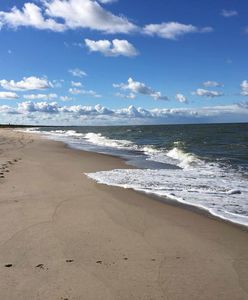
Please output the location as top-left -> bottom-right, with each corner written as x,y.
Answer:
23,123 -> 248,226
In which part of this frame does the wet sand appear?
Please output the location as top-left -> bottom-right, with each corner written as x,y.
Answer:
0,128 -> 248,300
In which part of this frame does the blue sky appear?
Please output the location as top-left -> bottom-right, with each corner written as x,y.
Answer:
0,0 -> 248,125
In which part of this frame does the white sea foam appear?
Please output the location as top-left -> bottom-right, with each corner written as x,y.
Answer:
86,168 -> 248,226
83,132 -> 134,149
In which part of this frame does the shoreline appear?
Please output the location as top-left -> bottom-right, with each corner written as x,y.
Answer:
1,128 -> 248,299
24,128 -> 248,230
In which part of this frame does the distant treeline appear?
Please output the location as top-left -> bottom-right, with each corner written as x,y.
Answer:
0,124 -> 64,128
0,124 -> 39,128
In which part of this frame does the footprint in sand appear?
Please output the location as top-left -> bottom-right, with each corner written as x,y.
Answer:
35,264 -> 45,269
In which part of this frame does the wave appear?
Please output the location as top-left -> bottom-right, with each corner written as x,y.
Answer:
166,147 -> 202,169
20,128 -> 205,169
79,133 -> 204,170
83,132 -> 134,149
86,168 -> 248,226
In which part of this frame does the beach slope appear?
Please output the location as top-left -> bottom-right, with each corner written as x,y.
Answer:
0,129 -> 248,300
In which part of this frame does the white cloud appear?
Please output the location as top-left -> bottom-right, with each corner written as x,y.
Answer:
203,81 -> 224,87
143,22 -> 213,40
23,93 -> 58,100
115,92 -> 136,99
0,76 -> 52,91
0,91 -> 19,99
0,0 -> 137,34
193,88 -> 223,98
18,101 -> 59,113
52,79 -> 64,88
71,81 -> 82,87
114,78 -> 168,100
238,101 -> 248,109
221,9 -> 238,18
69,88 -> 101,98
0,2 -> 65,32
69,68 -> 87,77
85,39 -> 138,57
60,95 -> 73,101
1,102 -> 247,125
241,80 -> 248,96
175,93 -> 187,103
0,0 -> 217,45
44,0 -> 137,33
60,103 -> 113,115
69,88 -> 82,95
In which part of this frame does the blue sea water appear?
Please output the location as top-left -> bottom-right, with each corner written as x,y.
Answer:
23,123 -> 248,226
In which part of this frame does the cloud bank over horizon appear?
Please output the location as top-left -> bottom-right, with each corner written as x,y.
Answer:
0,101 -> 247,126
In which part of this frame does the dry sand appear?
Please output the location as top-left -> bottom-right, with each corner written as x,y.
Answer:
0,128 -> 248,300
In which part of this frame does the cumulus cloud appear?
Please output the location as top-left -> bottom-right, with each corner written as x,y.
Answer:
0,0 -> 137,34
69,68 -> 87,77
115,92 -> 136,99
0,76 -> 52,91
1,101 -> 247,125
60,95 -> 73,101
0,91 -> 19,99
44,0 -> 137,33
203,81 -> 224,87
143,22 -> 213,40
71,81 -> 82,87
240,80 -> 248,96
192,88 -> 223,98
175,93 -> 187,103
0,2 -> 65,32
85,39 -> 138,57
52,79 -> 64,88
68,88 -> 81,95
69,88 -> 102,98
0,0 -> 215,43
18,101 -> 59,113
221,9 -> 238,18
114,78 -> 168,100
60,103 -> 113,116
238,101 -> 248,109
23,93 -> 58,100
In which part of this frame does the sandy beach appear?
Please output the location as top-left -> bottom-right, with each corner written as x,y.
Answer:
0,128 -> 248,300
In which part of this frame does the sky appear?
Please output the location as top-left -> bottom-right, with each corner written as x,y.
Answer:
0,0 -> 248,125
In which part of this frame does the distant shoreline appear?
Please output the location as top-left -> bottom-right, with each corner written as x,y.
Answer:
1,121 -> 248,129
